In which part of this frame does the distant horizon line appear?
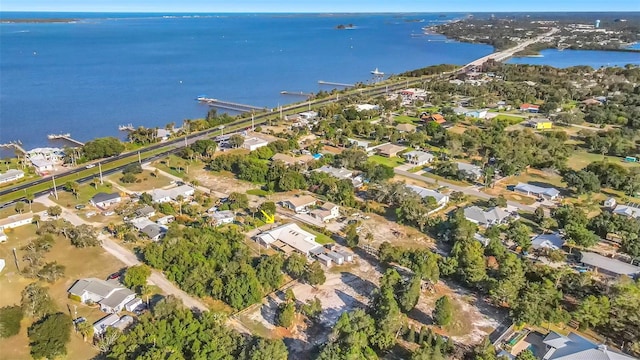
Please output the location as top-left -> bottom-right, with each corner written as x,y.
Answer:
2,10 -> 639,14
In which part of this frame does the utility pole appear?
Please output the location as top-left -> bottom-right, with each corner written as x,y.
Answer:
251,113 -> 255,131
98,162 -> 103,184
52,175 -> 58,200
12,248 -> 19,272
138,150 -> 142,165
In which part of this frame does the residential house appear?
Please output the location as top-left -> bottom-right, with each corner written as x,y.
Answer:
130,217 -> 166,241
395,123 -> 417,133
314,165 -> 363,187
90,192 -> 122,209
27,147 -> 63,173
580,252 -> 640,278
348,138 -> 375,152
456,162 -> 484,181
449,79 -> 464,86
151,185 -> 195,203
93,313 -> 120,336
403,151 -> 435,166
68,278 -> 137,313
211,210 -> 235,226
0,169 -> 24,184
0,212 -> 34,232
474,233 -> 490,247
406,185 -> 449,214
519,103 -> 540,113
299,111 -> 318,120
463,206 -> 512,227
604,197 -> 617,208
156,215 -> 175,226
527,118 -> 553,130
112,315 -> 135,332
135,205 -> 156,218
612,204 -> 640,219
375,143 -> 407,158
542,331 -> 637,360
310,202 -> 340,222
464,109 -> 488,119
243,137 -> 269,151
531,233 -> 565,250
281,195 -> 317,213
255,223 -> 323,256
581,98 -> 602,107
125,298 -> 143,312
422,113 -> 446,124
514,182 -> 561,200
355,104 -> 379,112
271,153 -> 314,166
156,128 -> 173,141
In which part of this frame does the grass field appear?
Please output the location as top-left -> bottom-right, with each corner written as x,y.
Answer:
369,155 -> 405,168
0,202 -> 46,219
493,114 -> 525,124
51,183 -> 116,208
420,172 -> 470,187
567,151 -> 640,170
0,225 -> 125,360
299,225 -> 334,245
246,189 -> 270,197
394,115 -> 419,124
108,169 -> 172,192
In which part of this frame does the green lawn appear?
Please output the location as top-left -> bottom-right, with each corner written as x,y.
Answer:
300,225 -> 334,245
246,189 -> 270,197
52,183 -> 116,208
109,169 -> 172,192
567,151 -> 640,170
493,114 -> 525,124
369,155 -> 405,168
394,115 -> 419,124
420,172 -> 470,187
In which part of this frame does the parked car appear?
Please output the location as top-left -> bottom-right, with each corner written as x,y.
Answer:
75,204 -> 85,210
85,164 -> 95,169
73,317 -> 86,325
107,272 -> 121,280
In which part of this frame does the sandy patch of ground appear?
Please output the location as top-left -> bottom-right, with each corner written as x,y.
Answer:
189,169 -> 259,195
357,212 -> 436,250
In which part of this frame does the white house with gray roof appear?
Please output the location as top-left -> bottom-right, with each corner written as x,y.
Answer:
543,331 -> 637,360
403,150 -> 435,166
150,184 -> 195,203
0,169 -> 24,184
68,278 -> 137,313
456,162 -> 484,181
580,252 -> 640,278
464,206 -> 512,227
612,204 -> 640,219
514,182 -> 560,200
255,223 -> 323,257
406,185 -> 449,214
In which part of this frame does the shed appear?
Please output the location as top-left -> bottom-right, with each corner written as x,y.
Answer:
316,254 -> 333,267
125,298 -> 143,312
326,251 -> 345,265
604,197 -> 617,209
336,250 -> 353,262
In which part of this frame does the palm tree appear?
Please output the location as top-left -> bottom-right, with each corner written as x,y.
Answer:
25,192 -> 34,211
32,214 -> 41,229
76,321 -> 93,342
176,195 -> 184,215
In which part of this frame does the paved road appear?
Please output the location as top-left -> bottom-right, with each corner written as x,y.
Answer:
394,168 -> 540,213
35,195 -> 209,312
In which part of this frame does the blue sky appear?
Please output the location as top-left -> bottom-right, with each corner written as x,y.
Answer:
2,0 -> 639,12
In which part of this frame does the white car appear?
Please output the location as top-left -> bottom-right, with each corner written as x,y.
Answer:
85,164 -> 95,169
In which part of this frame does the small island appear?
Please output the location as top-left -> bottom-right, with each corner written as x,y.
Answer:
335,23 -> 355,30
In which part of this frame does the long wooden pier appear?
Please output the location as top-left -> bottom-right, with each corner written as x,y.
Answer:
197,97 -> 264,113
48,134 -> 84,147
280,91 -> 314,97
318,80 -> 354,87
0,141 -> 27,154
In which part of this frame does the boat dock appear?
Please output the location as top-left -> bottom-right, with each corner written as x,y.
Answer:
118,124 -> 135,131
48,133 -> 84,147
280,91 -> 314,97
0,141 -> 26,155
318,80 -> 354,87
197,97 -> 264,113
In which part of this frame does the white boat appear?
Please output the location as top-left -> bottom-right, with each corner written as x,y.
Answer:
371,68 -> 384,76
47,133 -> 70,140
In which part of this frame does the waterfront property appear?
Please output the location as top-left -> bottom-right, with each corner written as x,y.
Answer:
579,252 -> 640,278
403,150 -> 434,166
542,331 -> 637,360
514,182 -> 560,200
27,147 -> 64,174
463,206 -> 512,227
68,278 -> 137,314
90,192 -> 122,209
255,223 -> 323,257
0,169 -> 25,184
